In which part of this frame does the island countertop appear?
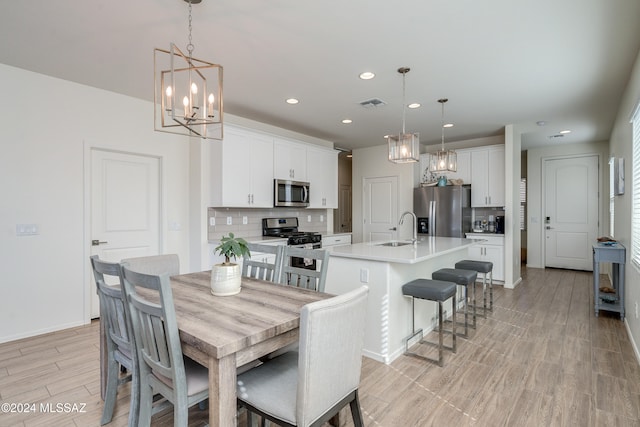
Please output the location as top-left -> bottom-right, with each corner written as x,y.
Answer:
325,236 -> 481,264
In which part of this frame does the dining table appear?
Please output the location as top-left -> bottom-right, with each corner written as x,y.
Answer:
144,271 -> 331,426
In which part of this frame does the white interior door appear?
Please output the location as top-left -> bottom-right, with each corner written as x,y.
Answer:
90,149 -> 161,318
544,155 -> 598,270
363,176 -> 398,242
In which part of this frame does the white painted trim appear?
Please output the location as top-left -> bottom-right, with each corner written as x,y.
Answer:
0,320 -> 87,345
625,318 -> 640,367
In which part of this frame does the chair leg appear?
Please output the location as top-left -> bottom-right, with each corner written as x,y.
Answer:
100,357 -> 119,425
451,294 -> 457,353
488,270 -> 494,311
137,379 -> 153,427
470,280 -> 477,329
349,390 -> 365,427
127,366 -> 140,427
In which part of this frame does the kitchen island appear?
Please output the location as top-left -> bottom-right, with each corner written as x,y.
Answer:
324,236 -> 479,364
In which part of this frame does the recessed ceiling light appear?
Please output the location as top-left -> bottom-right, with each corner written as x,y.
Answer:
286,98 -> 299,104
342,119 -> 353,124
560,129 -> 571,134
443,123 -> 454,128
359,71 -> 375,80
408,103 -> 421,109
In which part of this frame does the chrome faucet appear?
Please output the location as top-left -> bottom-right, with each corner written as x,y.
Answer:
399,211 -> 418,244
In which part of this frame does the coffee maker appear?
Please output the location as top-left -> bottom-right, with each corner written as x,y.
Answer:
495,216 -> 505,234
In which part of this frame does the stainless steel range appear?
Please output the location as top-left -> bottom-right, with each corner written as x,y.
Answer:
262,217 -> 321,270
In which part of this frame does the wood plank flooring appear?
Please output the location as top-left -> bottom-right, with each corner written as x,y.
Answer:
1,267 -> 639,426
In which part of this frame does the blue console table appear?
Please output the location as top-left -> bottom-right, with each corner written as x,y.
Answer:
593,242 -> 626,320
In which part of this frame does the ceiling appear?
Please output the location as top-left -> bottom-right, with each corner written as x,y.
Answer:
1,0 -> 639,151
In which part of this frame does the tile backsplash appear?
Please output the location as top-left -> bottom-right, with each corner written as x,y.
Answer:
207,207 -> 330,242
472,207 -> 505,222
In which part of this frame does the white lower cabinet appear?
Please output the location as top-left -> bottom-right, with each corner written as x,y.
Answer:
322,234 -> 351,248
465,234 -> 504,281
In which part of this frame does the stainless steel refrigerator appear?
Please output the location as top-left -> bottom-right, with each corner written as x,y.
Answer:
413,185 -> 472,237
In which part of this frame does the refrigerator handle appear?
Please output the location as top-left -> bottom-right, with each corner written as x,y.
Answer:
430,200 -> 436,235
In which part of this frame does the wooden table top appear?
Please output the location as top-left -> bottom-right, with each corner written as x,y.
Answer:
168,271 -> 330,360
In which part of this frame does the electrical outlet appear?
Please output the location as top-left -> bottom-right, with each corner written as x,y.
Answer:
320,215 -> 324,222
209,217 -> 215,226
242,216 -> 248,225
307,215 -> 311,222
226,216 -> 232,225
360,268 -> 369,283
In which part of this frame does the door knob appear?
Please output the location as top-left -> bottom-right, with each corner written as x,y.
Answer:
92,239 -> 108,246
546,226 -> 553,230
388,227 -> 397,231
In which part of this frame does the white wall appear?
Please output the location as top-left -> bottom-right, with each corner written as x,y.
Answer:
609,49 -> 640,356
351,144 -> 415,243
526,140 -> 609,269
0,64 -> 191,343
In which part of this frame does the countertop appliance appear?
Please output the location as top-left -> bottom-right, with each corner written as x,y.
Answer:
495,215 -> 504,234
274,179 -> 310,207
414,185 -> 471,238
262,217 -> 321,270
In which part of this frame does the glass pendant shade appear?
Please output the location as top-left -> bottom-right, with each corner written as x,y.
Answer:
429,149 -> 457,173
388,132 -> 420,163
428,98 -> 457,174
388,67 -> 419,164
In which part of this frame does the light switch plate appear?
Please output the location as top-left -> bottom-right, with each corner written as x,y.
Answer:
226,216 -> 232,225
242,216 -> 248,225
16,224 -> 39,236
209,217 -> 215,226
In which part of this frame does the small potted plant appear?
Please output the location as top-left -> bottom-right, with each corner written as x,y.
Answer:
211,233 -> 251,296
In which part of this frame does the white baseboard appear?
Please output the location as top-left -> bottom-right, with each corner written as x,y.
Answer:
625,318 -> 640,367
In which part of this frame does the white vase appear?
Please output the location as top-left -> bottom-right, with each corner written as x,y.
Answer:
211,263 -> 242,296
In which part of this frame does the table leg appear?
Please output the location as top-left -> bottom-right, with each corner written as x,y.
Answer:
593,253 -> 600,317
208,354 -> 237,427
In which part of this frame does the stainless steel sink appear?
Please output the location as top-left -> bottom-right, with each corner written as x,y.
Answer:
376,241 -> 413,247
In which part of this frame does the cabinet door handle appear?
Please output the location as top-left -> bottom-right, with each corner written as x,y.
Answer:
248,194 -> 251,204
251,194 -> 254,204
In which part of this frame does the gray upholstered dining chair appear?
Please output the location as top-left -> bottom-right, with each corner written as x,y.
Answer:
237,286 -> 369,427
120,265 -> 208,427
90,255 -> 139,426
120,254 -> 180,276
242,243 -> 284,282
279,246 -> 330,293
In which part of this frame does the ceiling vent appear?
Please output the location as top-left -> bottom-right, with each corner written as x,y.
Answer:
359,98 -> 387,108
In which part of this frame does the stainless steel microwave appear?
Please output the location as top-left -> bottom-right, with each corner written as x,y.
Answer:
274,179 -> 310,207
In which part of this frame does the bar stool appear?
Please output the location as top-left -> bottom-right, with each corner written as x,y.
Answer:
402,279 -> 457,367
455,260 -> 494,318
431,268 -> 478,338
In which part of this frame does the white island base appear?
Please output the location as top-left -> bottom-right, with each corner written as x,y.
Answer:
324,237 -> 479,364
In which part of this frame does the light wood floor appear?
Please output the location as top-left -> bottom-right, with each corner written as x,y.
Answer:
1,267 -> 639,426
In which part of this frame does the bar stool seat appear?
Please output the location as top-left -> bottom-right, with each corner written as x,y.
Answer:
432,268 -> 477,338
455,260 -> 494,318
402,279 -> 457,367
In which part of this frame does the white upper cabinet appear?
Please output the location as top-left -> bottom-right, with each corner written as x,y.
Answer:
210,127 -> 274,207
470,145 -> 505,207
307,146 -> 338,208
447,150 -> 471,184
274,138 -> 307,181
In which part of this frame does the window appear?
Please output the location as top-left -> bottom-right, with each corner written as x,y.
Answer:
520,178 -> 527,231
632,103 -> 640,268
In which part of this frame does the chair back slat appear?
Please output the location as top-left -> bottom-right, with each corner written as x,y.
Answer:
122,266 -> 186,390
90,256 -> 134,359
242,243 -> 284,282
280,247 -> 330,292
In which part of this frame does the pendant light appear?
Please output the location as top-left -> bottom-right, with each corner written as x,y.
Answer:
429,98 -> 457,174
154,0 -> 224,140
387,67 -> 419,163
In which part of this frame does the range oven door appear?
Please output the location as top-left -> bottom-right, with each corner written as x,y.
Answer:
289,242 -> 321,270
